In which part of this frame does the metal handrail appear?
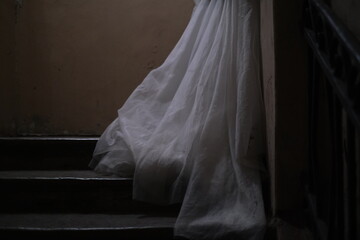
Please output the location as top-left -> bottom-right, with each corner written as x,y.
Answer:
305,0 -> 360,129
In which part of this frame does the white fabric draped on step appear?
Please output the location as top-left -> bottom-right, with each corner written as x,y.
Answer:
89,0 -> 266,239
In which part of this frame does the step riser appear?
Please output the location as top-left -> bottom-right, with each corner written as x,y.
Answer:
1,156 -> 93,170
0,139 -> 97,170
0,229 -> 174,240
1,183 -> 132,213
0,180 -> 180,214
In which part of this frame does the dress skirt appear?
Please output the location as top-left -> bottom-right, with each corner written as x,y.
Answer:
90,0 -> 266,239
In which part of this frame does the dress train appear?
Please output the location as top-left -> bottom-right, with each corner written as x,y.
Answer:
90,0 -> 266,239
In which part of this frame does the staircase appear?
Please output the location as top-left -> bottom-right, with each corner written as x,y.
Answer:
0,137 -> 179,239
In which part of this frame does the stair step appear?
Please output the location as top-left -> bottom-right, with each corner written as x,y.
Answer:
0,137 -> 98,170
0,213 -> 175,239
0,170 -> 180,214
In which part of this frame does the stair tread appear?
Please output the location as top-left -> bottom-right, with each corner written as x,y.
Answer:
0,170 -> 129,181
0,170 -> 181,214
0,213 -> 176,230
0,136 -> 99,141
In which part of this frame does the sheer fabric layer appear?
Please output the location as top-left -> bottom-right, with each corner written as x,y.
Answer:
90,0 -> 266,239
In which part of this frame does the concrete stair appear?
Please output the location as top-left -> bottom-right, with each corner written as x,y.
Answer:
0,137 -> 97,170
0,137 -> 179,239
0,214 -> 175,239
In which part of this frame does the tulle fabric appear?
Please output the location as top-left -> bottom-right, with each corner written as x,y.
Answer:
89,0 -> 266,239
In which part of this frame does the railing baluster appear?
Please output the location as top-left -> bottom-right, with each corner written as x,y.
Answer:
304,0 -> 360,239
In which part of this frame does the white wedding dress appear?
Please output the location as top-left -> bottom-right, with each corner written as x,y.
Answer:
89,0 -> 266,239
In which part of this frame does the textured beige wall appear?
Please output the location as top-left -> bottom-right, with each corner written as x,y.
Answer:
0,0 -> 194,136
331,0 -> 360,39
